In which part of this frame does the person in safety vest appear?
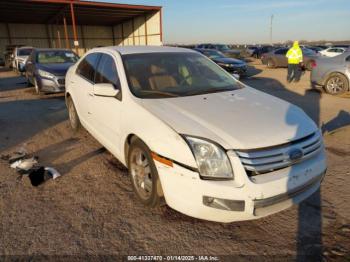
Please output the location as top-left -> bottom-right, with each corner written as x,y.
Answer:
286,41 -> 303,83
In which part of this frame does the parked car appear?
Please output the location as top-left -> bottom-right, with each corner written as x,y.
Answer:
4,44 -> 24,68
306,46 -> 323,53
194,48 -> 247,77
245,46 -> 259,57
319,47 -> 346,57
311,52 -> 350,96
12,46 -> 33,72
196,44 -> 241,58
65,46 -> 327,223
25,48 -> 79,94
253,45 -> 276,59
261,47 -> 318,70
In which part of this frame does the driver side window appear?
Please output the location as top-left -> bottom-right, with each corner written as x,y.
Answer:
95,54 -> 120,89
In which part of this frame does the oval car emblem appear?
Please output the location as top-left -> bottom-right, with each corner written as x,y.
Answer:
289,148 -> 304,162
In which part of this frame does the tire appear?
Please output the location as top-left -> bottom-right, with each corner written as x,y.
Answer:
66,96 -> 81,132
324,73 -> 349,96
267,58 -> 276,68
33,77 -> 41,95
128,138 -> 163,207
26,72 -> 33,87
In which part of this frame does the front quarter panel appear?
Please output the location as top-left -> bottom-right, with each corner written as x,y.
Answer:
120,98 -> 198,169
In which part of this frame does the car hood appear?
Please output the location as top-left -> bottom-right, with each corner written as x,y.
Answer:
37,63 -> 74,76
213,57 -> 245,65
140,87 -> 317,150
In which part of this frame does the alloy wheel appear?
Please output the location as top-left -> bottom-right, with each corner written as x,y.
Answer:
129,148 -> 153,201
326,76 -> 345,94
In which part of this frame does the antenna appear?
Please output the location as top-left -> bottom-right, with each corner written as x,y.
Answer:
270,14 -> 274,45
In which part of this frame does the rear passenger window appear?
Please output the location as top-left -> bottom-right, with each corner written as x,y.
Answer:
275,49 -> 287,55
76,53 -> 100,82
95,54 -> 120,89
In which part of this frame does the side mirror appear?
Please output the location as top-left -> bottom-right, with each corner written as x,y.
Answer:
93,83 -> 119,97
232,73 -> 240,80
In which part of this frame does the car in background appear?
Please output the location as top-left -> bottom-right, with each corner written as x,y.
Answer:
319,47 -> 346,57
12,46 -> 33,72
311,52 -> 350,96
196,44 -> 241,58
4,44 -> 24,68
253,45 -> 276,59
25,48 -> 79,94
306,46 -> 323,53
261,47 -> 318,70
65,46 -> 327,223
245,46 -> 259,57
195,48 -> 247,77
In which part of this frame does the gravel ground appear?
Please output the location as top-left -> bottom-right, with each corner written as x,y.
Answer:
0,63 -> 349,261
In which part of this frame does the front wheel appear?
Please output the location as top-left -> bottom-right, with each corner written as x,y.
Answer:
325,73 -> 348,96
33,77 -> 41,95
66,96 -> 81,132
128,138 -> 163,207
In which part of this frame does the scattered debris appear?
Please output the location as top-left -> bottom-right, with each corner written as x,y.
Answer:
28,166 -> 61,187
10,157 -> 38,172
5,150 -> 61,186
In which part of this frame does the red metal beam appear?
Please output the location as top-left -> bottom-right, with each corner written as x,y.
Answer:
160,8 -> 163,44
70,2 -> 79,53
27,0 -> 161,11
63,16 -> 70,49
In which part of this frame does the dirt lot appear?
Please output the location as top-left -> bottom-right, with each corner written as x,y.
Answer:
0,62 -> 350,260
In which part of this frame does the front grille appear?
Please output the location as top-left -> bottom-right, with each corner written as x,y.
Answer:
235,131 -> 322,176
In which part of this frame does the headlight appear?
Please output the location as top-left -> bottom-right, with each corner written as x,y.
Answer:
38,69 -> 55,79
217,63 -> 231,67
184,136 -> 233,180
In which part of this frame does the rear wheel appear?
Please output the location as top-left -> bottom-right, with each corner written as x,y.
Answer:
67,96 -> 81,132
324,73 -> 348,96
128,138 -> 163,207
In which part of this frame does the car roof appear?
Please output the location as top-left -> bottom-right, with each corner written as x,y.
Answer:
92,46 -> 197,55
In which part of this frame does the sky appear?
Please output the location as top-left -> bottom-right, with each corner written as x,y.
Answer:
92,0 -> 350,44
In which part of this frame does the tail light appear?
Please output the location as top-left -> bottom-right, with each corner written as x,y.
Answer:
311,61 -> 317,68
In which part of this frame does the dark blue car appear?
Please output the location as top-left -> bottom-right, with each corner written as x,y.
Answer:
25,48 -> 79,94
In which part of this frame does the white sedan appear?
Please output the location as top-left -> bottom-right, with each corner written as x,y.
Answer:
319,47 -> 346,57
65,46 -> 327,223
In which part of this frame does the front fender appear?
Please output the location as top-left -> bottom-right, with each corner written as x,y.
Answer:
120,100 -> 197,169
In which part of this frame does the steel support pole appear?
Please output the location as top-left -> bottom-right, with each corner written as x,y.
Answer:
144,14 -> 148,45
63,16 -> 70,49
70,2 -> 79,54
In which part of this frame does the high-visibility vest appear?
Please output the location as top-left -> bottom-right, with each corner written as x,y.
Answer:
286,47 -> 303,64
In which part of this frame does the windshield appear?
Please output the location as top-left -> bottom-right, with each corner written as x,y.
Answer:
18,48 -> 32,56
37,50 -> 79,64
202,50 -> 226,59
302,48 -> 316,56
123,52 -> 242,99
217,44 -> 230,51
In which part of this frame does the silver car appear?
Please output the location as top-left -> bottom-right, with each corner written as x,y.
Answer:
311,52 -> 350,96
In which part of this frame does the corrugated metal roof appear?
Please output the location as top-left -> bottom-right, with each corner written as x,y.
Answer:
0,0 -> 161,25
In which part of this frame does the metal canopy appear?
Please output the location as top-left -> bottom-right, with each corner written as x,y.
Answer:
0,0 -> 161,25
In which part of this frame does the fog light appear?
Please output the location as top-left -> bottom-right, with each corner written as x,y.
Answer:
203,196 -> 245,211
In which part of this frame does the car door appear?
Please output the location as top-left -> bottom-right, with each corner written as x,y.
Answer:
90,52 -> 123,158
275,48 -> 288,67
71,52 -> 101,127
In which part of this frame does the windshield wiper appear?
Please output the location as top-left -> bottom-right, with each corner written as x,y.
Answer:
139,90 -> 180,98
